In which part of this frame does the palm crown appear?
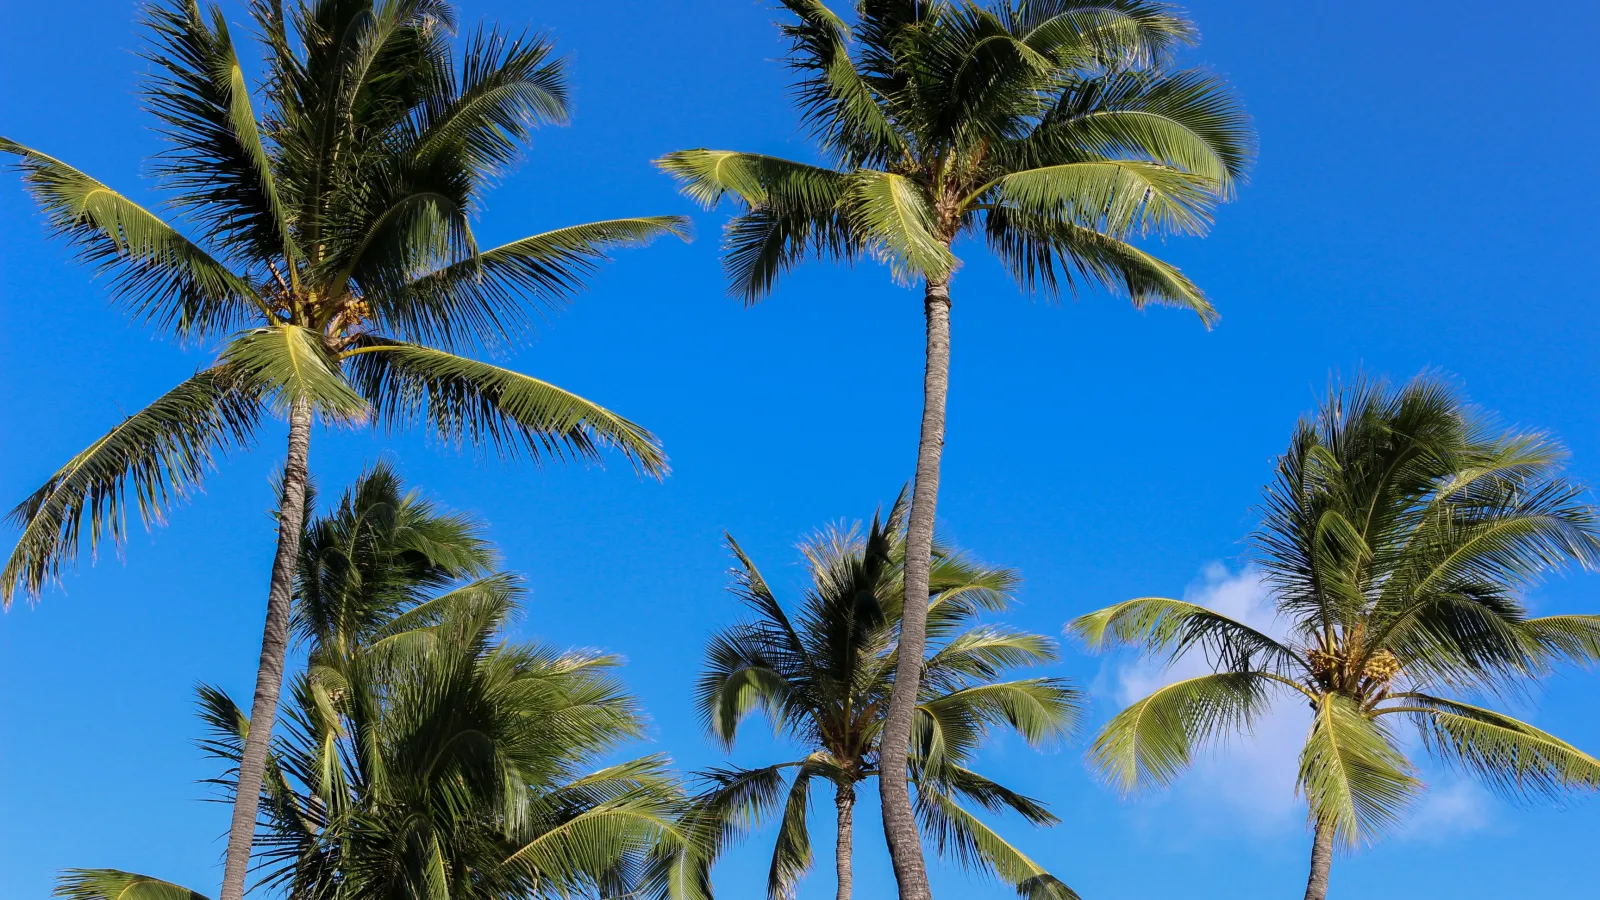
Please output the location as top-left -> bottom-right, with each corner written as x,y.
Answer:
658,0 -> 1250,309
690,496 -> 1082,900
2,0 -> 683,603
1071,378 -> 1600,895
59,466 -> 687,900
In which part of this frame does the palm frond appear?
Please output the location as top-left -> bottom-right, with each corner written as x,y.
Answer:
1391,694 -> 1600,799
845,169 -> 955,282
392,216 -> 690,347
0,137 -> 265,338
914,784 -> 1080,900
777,0 -> 905,166
54,870 -> 210,900
143,0 -> 295,264
220,324 -> 369,422
991,160 -> 1216,237
986,206 -> 1214,321
1298,694 -> 1418,848
3,366 -> 262,605
1069,595 -> 1301,674
1088,671 -> 1278,793
343,340 -> 665,475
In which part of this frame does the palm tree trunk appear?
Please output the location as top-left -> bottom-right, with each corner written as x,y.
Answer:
1302,818 -> 1335,900
219,397 -> 313,900
878,276 -> 952,900
834,782 -> 856,900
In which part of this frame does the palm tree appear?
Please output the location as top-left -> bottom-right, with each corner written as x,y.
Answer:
656,4 -> 1250,892
688,495 -> 1082,900
56,465 -> 688,900
1070,376 -> 1600,900
2,4 -> 683,898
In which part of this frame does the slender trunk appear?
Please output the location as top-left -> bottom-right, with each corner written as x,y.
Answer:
1302,818 -> 1335,900
834,782 -> 856,900
879,277 -> 952,900
219,398 -> 313,900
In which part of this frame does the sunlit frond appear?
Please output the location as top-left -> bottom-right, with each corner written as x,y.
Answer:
1069,595 -> 1300,673
54,870 -> 210,900
914,785 -> 1080,900
1298,695 -> 1418,848
3,366 -> 262,606
0,137 -> 264,338
1089,671 -> 1280,793
1395,694 -> 1600,799
344,339 -> 666,474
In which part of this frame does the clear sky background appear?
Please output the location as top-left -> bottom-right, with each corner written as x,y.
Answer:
3,2 -> 1598,898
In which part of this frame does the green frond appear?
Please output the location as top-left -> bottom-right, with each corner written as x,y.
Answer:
777,0 -> 905,165
1016,0 -> 1197,68
1520,614 -> 1600,668
1394,694 -> 1600,800
767,762 -> 817,900
3,366 -> 262,606
343,340 -> 666,475
219,324 -> 369,422
923,678 -> 1083,748
914,785 -> 1081,900
1032,68 -> 1253,190
1298,694 -> 1419,849
54,870 -> 210,900
142,0 -> 295,264
992,160 -> 1216,237
0,137 -> 264,338
409,26 -> 568,174
1069,595 -> 1301,673
1089,671 -> 1277,793
393,216 -> 691,347
924,626 -> 1058,685
986,206 -> 1214,321
845,169 -> 955,282
655,150 -> 848,212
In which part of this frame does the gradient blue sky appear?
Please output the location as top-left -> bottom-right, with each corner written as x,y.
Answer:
3,2 -> 1599,898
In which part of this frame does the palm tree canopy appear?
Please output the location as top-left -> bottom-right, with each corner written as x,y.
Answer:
1071,376 -> 1600,849
3,0 -> 687,605
688,494 -> 1083,900
57,465 -> 691,900
658,0 -> 1251,310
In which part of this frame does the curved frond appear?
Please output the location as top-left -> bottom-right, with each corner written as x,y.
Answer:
143,0 -> 294,263
992,160 -> 1216,237
1070,595 -> 1300,674
220,324 -> 369,422
845,169 -> 954,281
914,785 -> 1080,900
778,0 -> 906,165
1298,694 -> 1418,848
392,216 -> 690,347
1520,614 -> 1600,668
54,870 -> 210,900
1089,671 -> 1278,793
343,340 -> 665,475
1393,694 -> 1600,799
3,366 -> 262,605
986,206 -> 1214,321
0,137 -> 264,338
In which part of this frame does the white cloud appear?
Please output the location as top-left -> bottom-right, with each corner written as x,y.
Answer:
1400,778 -> 1492,842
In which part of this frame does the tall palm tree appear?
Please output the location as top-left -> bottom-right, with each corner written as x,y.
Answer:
657,4 -> 1250,892
2,4 -> 683,898
689,496 -> 1082,900
56,465 -> 688,900
1070,377 -> 1600,900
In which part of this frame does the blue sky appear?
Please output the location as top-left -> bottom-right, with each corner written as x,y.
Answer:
3,1 -> 1599,898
